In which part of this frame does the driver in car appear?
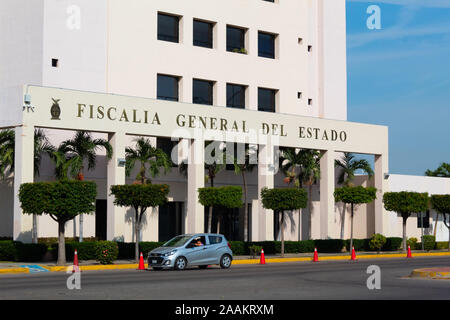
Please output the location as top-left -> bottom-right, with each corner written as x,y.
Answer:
194,239 -> 204,247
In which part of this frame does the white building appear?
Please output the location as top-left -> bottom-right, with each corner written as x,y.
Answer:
0,0 -> 446,244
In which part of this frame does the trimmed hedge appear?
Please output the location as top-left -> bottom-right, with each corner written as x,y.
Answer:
0,241 -> 16,261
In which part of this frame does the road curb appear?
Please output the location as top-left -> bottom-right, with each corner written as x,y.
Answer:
1,252 -> 449,274
410,268 -> 450,279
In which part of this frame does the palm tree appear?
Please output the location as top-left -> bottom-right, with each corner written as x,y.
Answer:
125,137 -> 172,243
179,141 -> 226,233
0,129 -> 55,243
233,144 -> 257,241
125,137 -> 172,184
281,148 -> 321,240
425,162 -> 450,236
335,152 -> 374,239
59,131 -> 113,242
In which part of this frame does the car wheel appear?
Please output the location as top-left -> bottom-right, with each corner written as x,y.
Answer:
152,267 -> 163,271
220,254 -> 232,269
174,257 -> 187,271
198,265 -> 208,269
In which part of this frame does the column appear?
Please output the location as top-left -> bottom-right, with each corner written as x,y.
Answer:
13,125 -> 34,242
320,149 -> 335,239
374,153 -> 389,234
257,143 -> 275,241
107,131 -> 126,241
186,138 -> 204,233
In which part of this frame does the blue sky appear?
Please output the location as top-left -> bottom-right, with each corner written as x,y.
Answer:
346,0 -> 450,175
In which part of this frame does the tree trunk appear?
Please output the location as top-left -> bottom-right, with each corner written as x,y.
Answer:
135,211 -> 140,263
281,211 -> 285,258
350,203 -> 354,252
79,214 -> 83,242
217,213 -> 221,234
308,185 -> 312,240
57,221 -> 66,266
433,213 -> 438,237
32,214 -> 38,244
340,203 -> 347,240
402,215 -> 408,253
242,172 -> 248,242
208,206 -> 213,233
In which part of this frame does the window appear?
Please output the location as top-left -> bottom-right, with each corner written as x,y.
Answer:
263,0 -> 275,2
258,32 -> 276,59
208,236 -> 222,244
417,211 -> 430,228
227,26 -> 246,53
193,79 -> 214,105
258,88 -> 276,112
158,13 -> 179,43
193,20 -> 213,48
226,84 -> 246,109
157,74 -> 179,101
51,59 -> 59,67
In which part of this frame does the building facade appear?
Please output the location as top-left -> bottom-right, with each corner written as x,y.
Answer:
0,0 -> 444,245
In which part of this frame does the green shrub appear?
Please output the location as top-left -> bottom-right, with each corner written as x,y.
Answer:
14,242 -> 48,262
95,241 -> 119,264
407,237 -> 418,249
249,245 -> 263,258
422,235 -> 436,251
436,242 -> 449,250
382,237 -> 402,251
139,242 -> 165,257
116,242 -> 165,259
369,234 -> 387,253
344,239 -> 371,251
230,241 -> 246,255
314,239 -> 344,253
0,241 -> 16,261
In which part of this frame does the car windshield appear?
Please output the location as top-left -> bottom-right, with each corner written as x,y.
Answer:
162,235 -> 193,247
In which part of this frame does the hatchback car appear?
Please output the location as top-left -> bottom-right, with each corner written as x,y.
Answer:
147,233 -> 233,270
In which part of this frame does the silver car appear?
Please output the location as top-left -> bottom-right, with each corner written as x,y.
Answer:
147,233 -> 233,270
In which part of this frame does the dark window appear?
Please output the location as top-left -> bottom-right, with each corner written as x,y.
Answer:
417,211 -> 430,228
263,0 -> 275,2
193,20 -> 213,48
51,59 -> 59,67
258,32 -> 275,59
258,88 -> 276,112
227,26 -> 245,52
193,79 -> 214,105
157,74 -> 179,101
208,236 -> 222,244
226,84 -> 246,109
157,137 -> 177,167
158,13 -> 179,43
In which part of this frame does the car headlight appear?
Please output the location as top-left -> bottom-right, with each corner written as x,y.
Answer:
163,250 -> 177,257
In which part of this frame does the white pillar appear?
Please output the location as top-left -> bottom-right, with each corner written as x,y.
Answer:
107,131 -> 126,241
256,143 -> 275,241
320,149 -> 335,239
374,153 -> 389,234
186,138 -> 204,233
13,125 -> 34,242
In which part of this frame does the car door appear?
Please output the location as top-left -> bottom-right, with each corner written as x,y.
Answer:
203,235 -> 223,264
184,236 -> 208,265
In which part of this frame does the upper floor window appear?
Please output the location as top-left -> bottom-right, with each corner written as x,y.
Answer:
158,13 -> 180,43
227,84 -> 246,109
258,32 -> 276,59
258,88 -> 276,113
157,74 -> 179,101
193,79 -> 214,105
227,26 -> 246,54
193,20 -> 213,49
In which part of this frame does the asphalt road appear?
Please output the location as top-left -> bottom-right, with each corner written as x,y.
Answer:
0,256 -> 449,300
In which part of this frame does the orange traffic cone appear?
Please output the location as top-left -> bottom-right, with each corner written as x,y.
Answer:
72,249 -> 80,273
260,249 -> 266,265
351,246 -> 357,261
138,252 -> 146,270
312,248 -> 319,262
407,245 -> 412,258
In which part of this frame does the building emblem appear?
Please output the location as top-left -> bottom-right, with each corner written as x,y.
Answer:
51,98 -> 61,120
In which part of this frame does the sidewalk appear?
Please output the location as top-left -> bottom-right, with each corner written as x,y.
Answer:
1,250 -> 449,274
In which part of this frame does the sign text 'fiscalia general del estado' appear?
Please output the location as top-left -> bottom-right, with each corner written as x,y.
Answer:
75,103 -> 348,142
